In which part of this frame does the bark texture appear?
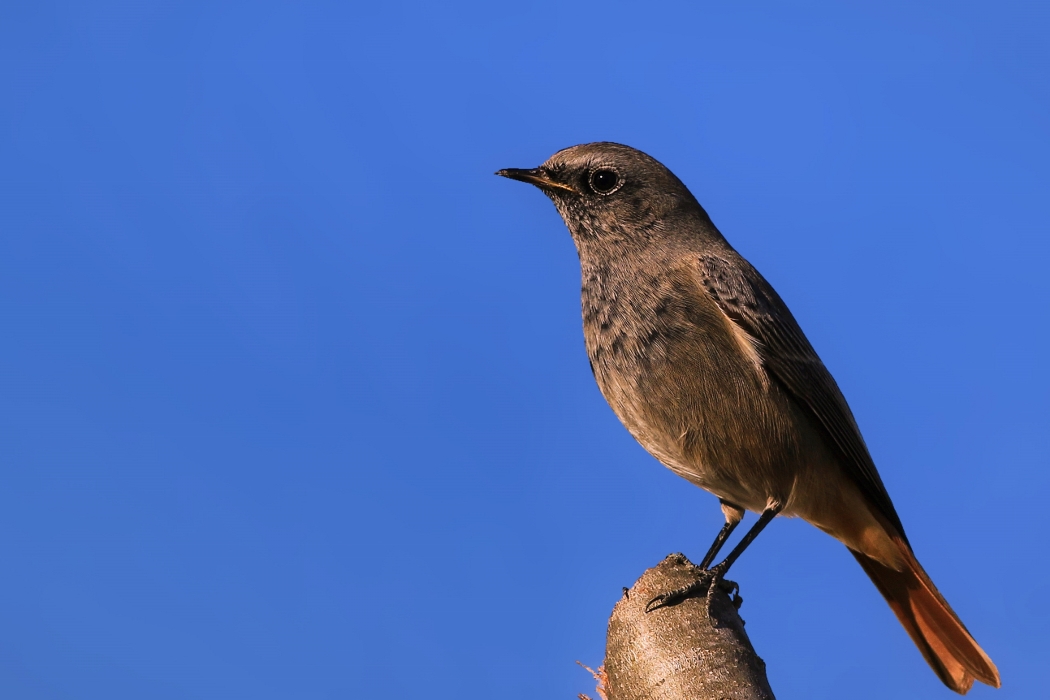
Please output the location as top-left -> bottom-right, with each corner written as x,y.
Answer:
602,553 -> 775,700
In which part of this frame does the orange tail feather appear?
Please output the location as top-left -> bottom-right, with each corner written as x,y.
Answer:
850,539 -> 1000,694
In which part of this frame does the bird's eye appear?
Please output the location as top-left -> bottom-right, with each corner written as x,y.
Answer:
589,168 -> 621,195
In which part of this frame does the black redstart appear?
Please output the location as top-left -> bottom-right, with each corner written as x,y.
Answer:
497,142 -> 999,694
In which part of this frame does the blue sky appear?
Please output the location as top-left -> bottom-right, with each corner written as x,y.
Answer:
1,2 -> 1047,698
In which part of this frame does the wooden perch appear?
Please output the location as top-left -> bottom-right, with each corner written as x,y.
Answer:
589,553 -> 775,700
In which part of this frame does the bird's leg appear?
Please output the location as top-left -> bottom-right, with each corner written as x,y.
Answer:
707,499 -> 783,576
697,499 -> 745,570
646,500 -> 783,613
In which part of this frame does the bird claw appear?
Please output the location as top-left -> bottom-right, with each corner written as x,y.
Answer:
645,563 -> 731,613
645,578 -> 708,612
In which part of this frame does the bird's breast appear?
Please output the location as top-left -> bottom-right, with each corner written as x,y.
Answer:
580,258 -> 806,509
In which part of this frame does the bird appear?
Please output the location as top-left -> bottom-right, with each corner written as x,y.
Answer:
496,142 -> 999,694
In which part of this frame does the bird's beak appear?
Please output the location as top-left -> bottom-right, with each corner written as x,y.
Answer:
496,168 -> 578,194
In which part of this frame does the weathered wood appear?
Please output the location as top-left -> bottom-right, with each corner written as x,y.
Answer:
601,553 -> 775,700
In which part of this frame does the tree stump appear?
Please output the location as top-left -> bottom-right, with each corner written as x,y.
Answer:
594,553 -> 775,700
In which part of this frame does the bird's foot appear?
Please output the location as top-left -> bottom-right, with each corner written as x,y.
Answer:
645,562 -> 734,613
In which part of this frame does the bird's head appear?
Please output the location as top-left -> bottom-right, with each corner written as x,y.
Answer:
497,142 -> 709,246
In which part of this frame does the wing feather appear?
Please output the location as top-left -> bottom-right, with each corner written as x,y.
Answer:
696,253 -> 907,541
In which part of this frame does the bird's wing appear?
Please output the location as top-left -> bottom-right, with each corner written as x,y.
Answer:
696,252 -> 907,541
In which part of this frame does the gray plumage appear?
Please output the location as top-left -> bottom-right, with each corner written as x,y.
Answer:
497,142 -> 998,694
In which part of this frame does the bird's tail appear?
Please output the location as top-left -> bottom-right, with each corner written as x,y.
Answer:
850,538 -> 1000,694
